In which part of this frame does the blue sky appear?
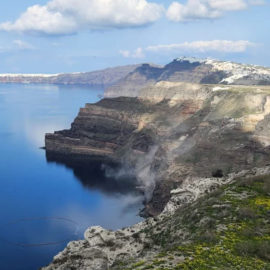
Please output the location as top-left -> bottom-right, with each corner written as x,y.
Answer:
0,0 -> 269,73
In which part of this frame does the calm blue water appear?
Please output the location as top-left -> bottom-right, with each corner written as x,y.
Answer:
0,84 -> 143,270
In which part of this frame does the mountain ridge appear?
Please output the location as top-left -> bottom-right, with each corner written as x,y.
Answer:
104,57 -> 270,98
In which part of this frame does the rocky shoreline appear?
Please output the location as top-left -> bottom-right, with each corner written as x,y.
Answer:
41,165 -> 270,270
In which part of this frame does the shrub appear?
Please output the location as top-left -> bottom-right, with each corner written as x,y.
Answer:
241,225 -> 265,238
132,232 -> 140,239
238,207 -> 257,219
106,239 -> 115,247
238,178 -> 254,187
205,218 -> 216,229
143,242 -> 151,249
198,231 -> 218,244
132,261 -> 146,268
235,240 -> 270,262
257,241 -> 270,261
235,241 -> 257,256
211,188 -> 224,197
263,181 -> 270,195
212,169 -> 224,178
217,209 -> 230,219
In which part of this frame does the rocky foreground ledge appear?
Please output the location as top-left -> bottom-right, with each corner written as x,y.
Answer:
41,166 -> 270,270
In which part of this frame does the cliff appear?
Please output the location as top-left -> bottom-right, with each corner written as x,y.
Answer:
45,82 -> 270,216
43,59 -> 270,270
104,57 -> 270,98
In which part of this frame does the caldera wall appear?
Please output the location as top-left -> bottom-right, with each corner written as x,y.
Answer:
46,82 -> 270,215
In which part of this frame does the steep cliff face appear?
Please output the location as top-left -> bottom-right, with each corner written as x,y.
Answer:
45,82 -> 270,215
0,64 -> 141,85
104,57 -> 270,98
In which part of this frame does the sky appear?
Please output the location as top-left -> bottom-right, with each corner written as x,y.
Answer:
0,0 -> 269,74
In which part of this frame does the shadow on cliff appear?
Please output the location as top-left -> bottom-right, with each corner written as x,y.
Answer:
46,152 -> 140,196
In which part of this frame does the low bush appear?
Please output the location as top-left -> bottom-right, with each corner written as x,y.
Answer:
198,231 -> 218,244
238,207 -> 257,219
235,240 -> 270,261
263,181 -> 270,195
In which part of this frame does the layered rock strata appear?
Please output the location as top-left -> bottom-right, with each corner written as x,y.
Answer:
46,82 -> 270,216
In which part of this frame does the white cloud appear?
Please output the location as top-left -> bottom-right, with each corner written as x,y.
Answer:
146,40 -> 258,53
0,0 -> 164,36
166,0 -> 261,22
249,0 -> 266,5
120,40 -> 259,58
119,47 -> 145,58
132,47 -> 145,58
207,0 -> 248,11
13,40 -> 35,50
119,50 -> 131,58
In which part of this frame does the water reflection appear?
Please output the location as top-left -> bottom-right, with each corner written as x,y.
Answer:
46,153 -> 140,196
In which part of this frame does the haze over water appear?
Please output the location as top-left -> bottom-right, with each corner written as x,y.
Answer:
0,83 -> 142,270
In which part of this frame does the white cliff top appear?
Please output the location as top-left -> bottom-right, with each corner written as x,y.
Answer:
177,57 -> 270,84
0,73 -> 59,77
176,56 -> 209,63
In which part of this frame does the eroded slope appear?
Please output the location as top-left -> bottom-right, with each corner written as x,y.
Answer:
41,167 -> 270,270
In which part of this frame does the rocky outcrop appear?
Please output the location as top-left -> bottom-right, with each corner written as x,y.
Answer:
45,82 -> 270,216
104,57 -> 270,98
0,64 -> 142,85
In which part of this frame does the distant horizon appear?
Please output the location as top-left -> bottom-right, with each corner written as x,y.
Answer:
1,56 -> 270,75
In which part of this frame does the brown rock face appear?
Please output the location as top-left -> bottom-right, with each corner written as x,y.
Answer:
45,97 -> 156,159
45,82 -> 270,215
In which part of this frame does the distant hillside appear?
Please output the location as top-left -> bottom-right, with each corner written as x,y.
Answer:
0,64 -> 144,85
105,57 -> 270,98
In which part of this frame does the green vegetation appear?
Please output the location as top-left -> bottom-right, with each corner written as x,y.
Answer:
112,174 -> 270,270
